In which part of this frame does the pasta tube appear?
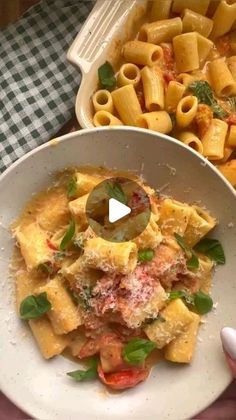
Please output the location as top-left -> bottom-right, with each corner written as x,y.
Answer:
74,172 -> 103,197
14,223 -> 52,271
227,56 -> 236,81
227,125 -> 236,148
111,84 -> 142,126
177,73 -> 196,87
150,0 -> 172,21
159,198 -> 192,236
117,63 -> 141,87
217,160 -> 236,187
133,214 -> 163,249
197,34 -> 214,66
172,0 -> 210,15
83,237 -> 138,274
141,66 -> 164,111
165,313 -> 200,363
139,17 -> 182,45
201,119 -> 228,160
137,111 -> 172,133
37,189 -> 69,232
211,1 -> 236,39
93,111 -> 123,127
37,277 -> 82,335
62,256 -> 102,291
184,206 -> 217,247
197,255 -> 214,294
176,96 -> 198,128
29,317 -> 68,359
165,81 -> 185,112
15,266 -> 46,314
122,40 -> 163,67
178,132 -> 204,155
145,299 -> 194,349
208,58 -> 236,97
68,193 -> 88,228
182,9 -> 213,37
173,33 -> 199,73
92,90 -> 114,113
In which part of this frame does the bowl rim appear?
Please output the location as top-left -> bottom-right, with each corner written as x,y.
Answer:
1,126 -> 236,199
0,126 -> 235,418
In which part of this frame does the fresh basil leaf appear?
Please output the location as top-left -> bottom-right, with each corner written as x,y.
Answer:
193,291 -> 213,314
20,292 -> 51,320
194,238 -> 225,265
174,233 -> 192,258
186,252 -> 199,270
60,220 -> 76,251
123,338 -> 156,365
38,262 -> 53,274
67,177 -> 77,198
168,290 -> 194,305
188,80 -> 228,119
106,181 -> 127,204
98,61 -> 116,91
67,357 -> 98,382
138,248 -> 154,262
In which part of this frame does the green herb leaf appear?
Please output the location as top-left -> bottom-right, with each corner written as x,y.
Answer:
123,338 -> 156,365
193,291 -> 213,314
60,220 -> 76,251
174,233 -> 190,254
188,80 -> 228,119
20,292 -> 51,320
38,262 -> 53,274
138,248 -> 155,262
67,357 -> 98,382
186,252 -> 199,270
98,61 -> 116,91
174,233 -> 199,269
67,177 -> 77,198
106,181 -> 127,204
194,238 -> 225,265
168,290 -> 194,305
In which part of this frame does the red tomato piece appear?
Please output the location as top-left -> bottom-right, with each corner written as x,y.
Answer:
216,35 -> 230,56
163,70 -> 176,84
97,365 -> 149,390
226,114 -> 236,125
46,239 -> 58,251
79,338 -> 100,358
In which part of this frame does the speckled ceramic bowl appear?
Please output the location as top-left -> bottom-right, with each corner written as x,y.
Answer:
0,127 -> 236,420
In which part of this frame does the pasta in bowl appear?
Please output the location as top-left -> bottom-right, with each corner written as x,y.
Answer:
1,127 -> 236,420
11,165 -> 224,390
89,0 -> 236,188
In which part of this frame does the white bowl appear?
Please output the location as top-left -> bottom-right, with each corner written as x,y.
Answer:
0,127 -> 236,420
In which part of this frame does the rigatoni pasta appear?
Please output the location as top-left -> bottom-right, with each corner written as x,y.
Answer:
111,84 -> 142,126
11,165 -> 222,390
90,2 -> 236,188
182,9 -> 213,37
122,40 -> 163,67
141,66 -> 164,111
139,17 -> 182,44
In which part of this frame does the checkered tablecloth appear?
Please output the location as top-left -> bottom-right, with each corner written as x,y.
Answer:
0,0 -> 94,173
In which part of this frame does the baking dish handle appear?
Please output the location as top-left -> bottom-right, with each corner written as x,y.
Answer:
67,0 -> 136,74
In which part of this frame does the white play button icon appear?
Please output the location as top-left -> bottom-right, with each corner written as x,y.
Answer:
108,198 -> 131,223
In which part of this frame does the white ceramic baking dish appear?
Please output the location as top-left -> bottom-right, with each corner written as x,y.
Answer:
67,0 -> 148,128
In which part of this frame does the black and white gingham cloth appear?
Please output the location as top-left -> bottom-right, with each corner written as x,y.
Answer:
0,0 -> 94,173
